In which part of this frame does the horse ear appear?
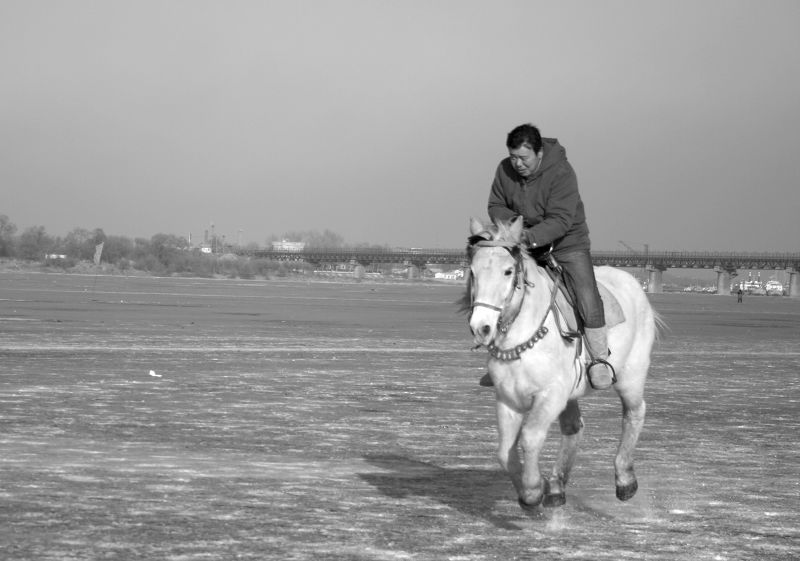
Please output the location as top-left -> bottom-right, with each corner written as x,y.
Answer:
508,215 -> 524,242
469,217 -> 486,236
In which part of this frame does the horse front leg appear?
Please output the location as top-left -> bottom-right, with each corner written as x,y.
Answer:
544,399 -> 584,507
495,401 -> 525,499
516,392 -> 565,511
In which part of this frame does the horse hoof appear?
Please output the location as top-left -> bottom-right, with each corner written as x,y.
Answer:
518,497 -> 541,512
616,480 -> 638,501
543,492 -> 566,508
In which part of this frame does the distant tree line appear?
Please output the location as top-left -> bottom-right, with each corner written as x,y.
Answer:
0,214 -> 389,278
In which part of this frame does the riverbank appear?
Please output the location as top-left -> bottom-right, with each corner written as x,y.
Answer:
0,258 -> 464,286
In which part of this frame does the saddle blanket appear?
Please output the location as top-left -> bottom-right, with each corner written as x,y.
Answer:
554,279 -> 625,332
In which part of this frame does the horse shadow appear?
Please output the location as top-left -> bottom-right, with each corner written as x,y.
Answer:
358,454 -> 542,530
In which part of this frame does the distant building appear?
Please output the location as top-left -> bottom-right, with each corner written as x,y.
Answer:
434,269 -> 465,280
271,240 -> 306,251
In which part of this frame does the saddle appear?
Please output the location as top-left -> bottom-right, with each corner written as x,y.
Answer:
538,255 -> 625,342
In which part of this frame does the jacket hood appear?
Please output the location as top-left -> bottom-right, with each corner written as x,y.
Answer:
537,138 -> 566,175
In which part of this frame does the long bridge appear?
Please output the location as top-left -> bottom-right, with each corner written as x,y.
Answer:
241,248 -> 800,297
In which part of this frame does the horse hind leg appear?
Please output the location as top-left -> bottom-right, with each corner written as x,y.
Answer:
615,387 -> 646,501
544,399 -> 583,507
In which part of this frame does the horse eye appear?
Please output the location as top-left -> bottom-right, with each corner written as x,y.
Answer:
504,268 -> 514,276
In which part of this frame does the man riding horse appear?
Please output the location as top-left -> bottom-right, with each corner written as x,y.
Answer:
484,123 -> 614,390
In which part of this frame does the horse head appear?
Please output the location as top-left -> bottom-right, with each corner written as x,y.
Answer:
466,216 -> 529,347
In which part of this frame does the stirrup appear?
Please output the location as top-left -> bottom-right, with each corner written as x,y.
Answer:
586,358 -> 617,389
479,372 -> 494,387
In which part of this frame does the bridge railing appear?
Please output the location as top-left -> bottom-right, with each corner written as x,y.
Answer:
239,248 -> 800,270
593,251 -> 800,269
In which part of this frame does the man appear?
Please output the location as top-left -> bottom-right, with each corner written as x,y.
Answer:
484,123 -> 614,390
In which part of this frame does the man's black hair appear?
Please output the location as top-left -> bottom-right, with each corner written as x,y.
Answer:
506,123 -> 542,152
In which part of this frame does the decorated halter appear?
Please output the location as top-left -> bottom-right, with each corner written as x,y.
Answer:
469,239 -> 529,331
469,237 -> 555,362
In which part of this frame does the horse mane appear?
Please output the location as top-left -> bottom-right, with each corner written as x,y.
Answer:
456,272 -> 473,315
466,233 -> 487,248
457,237 -> 481,315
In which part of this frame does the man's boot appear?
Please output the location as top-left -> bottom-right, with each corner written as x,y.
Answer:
584,326 -> 616,390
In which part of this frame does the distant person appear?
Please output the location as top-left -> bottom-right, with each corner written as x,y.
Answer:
484,123 -> 614,390
737,287 -> 743,303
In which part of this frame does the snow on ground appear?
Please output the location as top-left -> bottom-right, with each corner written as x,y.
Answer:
1,272 -> 798,560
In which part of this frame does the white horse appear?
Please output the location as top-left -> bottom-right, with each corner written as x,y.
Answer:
465,216 -> 659,510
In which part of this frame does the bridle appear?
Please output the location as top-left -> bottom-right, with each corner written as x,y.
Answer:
470,240 -> 531,332
469,239 -> 561,362
469,241 -> 526,320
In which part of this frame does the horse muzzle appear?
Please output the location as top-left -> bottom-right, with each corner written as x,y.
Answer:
469,302 -> 501,346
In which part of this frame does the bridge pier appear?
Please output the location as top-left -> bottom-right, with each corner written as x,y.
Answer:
353,264 -> 365,279
788,268 -> 799,298
407,265 -> 420,280
646,266 -> 665,293
714,266 -> 735,296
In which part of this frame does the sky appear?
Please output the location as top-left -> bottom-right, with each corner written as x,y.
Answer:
2,1 -> 799,252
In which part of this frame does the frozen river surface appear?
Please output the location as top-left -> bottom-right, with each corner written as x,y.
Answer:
1,272 -> 798,560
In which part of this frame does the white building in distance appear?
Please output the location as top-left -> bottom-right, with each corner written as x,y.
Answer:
271,240 -> 306,251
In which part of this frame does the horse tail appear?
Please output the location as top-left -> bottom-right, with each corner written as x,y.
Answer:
652,308 -> 669,346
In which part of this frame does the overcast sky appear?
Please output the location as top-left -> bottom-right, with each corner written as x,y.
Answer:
2,1 -> 799,251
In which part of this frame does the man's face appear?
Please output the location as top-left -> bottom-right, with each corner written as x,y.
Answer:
508,144 -> 541,178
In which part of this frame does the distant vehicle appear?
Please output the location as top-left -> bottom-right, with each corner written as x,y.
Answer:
740,280 -> 762,292
683,285 -> 715,293
765,280 -> 785,296
739,272 -> 765,294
